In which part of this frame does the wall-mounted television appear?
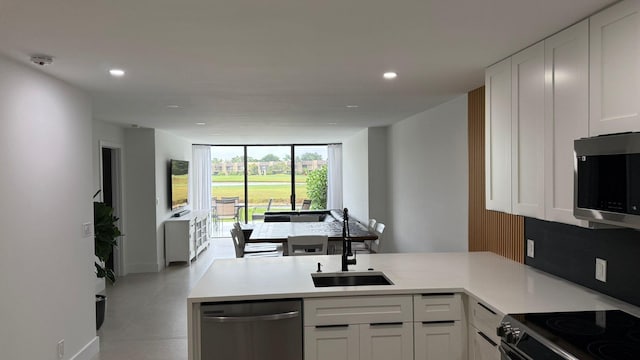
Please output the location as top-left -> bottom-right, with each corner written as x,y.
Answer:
169,159 -> 189,210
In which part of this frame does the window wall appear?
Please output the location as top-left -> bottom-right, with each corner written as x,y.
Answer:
209,145 -> 330,237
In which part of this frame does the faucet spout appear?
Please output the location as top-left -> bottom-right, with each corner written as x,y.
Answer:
341,208 -> 356,271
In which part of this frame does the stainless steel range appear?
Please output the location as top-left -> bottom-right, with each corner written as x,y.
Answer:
498,310 -> 640,360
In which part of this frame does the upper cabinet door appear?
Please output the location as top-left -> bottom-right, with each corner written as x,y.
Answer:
544,20 -> 590,227
590,0 -> 640,136
511,41 -> 545,218
485,58 -> 512,213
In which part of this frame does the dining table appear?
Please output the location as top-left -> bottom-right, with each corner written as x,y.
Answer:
240,221 -> 377,250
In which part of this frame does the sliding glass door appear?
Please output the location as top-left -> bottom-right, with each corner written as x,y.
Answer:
209,144 -> 331,237
293,145 -> 328,210
247,146 -> 292,222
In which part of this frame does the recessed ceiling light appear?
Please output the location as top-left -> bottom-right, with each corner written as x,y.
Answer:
109,69 -> 125,77
345,105 -> 359,108
328,122 -> 337,125
383,72 -> 398,80
167,105 -> 181,109
196,122 -> 206,126
209,133 -> 221,136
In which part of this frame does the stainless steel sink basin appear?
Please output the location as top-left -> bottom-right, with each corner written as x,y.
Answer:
311,271 -> 393,287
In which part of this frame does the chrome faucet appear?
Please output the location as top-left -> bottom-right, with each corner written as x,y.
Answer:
341,208 -> 356,271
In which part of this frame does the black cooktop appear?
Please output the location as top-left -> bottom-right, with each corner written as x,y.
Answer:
510,310 -> 640,360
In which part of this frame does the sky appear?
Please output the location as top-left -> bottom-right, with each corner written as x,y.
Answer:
210,145 -> 327,161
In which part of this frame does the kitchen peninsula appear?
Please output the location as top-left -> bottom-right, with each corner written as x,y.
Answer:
188,252 -> 638,360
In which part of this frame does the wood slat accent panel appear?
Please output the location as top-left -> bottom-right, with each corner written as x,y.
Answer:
468,87 -> 524,263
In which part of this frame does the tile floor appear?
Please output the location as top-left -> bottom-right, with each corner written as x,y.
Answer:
91,237 -> 235,360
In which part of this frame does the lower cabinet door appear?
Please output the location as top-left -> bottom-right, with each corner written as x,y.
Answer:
359,322 -> 413,360
304,325 -> 359,360
414,321 -> 463,360
470,328 -> 500,360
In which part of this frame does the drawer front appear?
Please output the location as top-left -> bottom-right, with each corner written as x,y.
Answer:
304,295 -> 413,326
413,293 -> 462,322
470,300 -> 502,344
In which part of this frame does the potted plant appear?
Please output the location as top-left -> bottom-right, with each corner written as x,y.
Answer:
93,190 -> 122,329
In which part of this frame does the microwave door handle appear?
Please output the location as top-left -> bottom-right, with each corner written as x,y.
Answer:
202,310 -> 300,323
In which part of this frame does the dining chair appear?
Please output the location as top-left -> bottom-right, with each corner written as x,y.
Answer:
287,235 -> 328,256
233,222 -> 282,254
368,218 -> 377,230
290,214 -> 320,222
369,222 -> 385,253
230,228 -> 282,258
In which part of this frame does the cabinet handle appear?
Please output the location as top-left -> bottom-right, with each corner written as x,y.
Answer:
477,302 -> 496,315
478,331 -> 497,347
315,324 -> 349,329
421,320 -> 455,325
370,322 -> 403,327
421,293 -> 454,297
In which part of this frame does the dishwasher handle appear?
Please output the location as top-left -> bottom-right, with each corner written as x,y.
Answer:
202,310 -> 300,323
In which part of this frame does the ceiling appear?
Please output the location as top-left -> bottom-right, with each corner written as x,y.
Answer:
0,0 -> 615,144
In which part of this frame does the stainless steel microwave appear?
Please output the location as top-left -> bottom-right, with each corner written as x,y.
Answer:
574,132 -> 640,229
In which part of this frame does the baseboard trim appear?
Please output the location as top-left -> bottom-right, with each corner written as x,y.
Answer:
71,336 -> 99,360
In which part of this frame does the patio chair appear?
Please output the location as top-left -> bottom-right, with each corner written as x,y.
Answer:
300,199 -> 312,210
251,198 -> 273,223
212,197 -> 240,231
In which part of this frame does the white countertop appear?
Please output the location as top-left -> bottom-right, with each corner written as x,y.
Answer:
188,251 -> 640,316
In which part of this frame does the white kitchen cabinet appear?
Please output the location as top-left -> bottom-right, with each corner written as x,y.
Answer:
590,0 -> 640,136
485,57 -> 513,213
468,328 -> 499,360
305,325 -> 359,360
511,41 -> 545,218
360,323 -> 414,360
467,296 -> 503,360
414,321 -> 463,360
304,295 -> 413,360
544,20 -> 590,227
414,293 -> 464,360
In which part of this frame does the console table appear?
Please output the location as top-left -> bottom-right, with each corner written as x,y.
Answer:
165,210 -> 210,266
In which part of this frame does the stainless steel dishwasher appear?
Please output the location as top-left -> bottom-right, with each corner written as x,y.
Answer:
200,299 -> 302,360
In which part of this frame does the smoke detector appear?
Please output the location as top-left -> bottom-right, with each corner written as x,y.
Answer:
30,54 -> 54,66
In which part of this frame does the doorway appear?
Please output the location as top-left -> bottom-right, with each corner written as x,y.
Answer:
100,141 -> 125,276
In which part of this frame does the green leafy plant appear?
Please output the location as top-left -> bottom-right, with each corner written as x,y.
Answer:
306,166 -> 327,209
93,190 -> 122,283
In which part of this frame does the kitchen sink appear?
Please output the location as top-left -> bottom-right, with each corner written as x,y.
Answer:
311,271 -> 393,287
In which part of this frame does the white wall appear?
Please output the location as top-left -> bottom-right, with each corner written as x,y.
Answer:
387,95 -> 469,253
154,130 -> 192,268
367,127 -> 388,226
342,129 -> 370,221
0,56 -> 97,359
124,128 -> 158,273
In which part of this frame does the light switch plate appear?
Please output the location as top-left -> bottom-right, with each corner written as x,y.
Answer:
527,239 -> 535,258
596,258 -> 607,282
82,222 -> 94,238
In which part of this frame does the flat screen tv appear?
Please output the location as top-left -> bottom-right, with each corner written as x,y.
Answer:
170,159 -> 189,210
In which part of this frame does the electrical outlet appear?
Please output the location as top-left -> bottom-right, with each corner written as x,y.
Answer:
57,339 -> 64,359
596,258 -> 607,282
527,239 -> 535,258
82,222 -> 93,238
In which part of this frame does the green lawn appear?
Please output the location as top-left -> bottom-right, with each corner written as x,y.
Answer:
212,184 -> 308,205
213,174 -> 308,182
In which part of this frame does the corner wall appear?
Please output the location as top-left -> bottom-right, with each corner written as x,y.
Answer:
0,56 -> 97,359
342,129 -> 370,221
154,130 -> 192,268
387,95 -> 469,253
